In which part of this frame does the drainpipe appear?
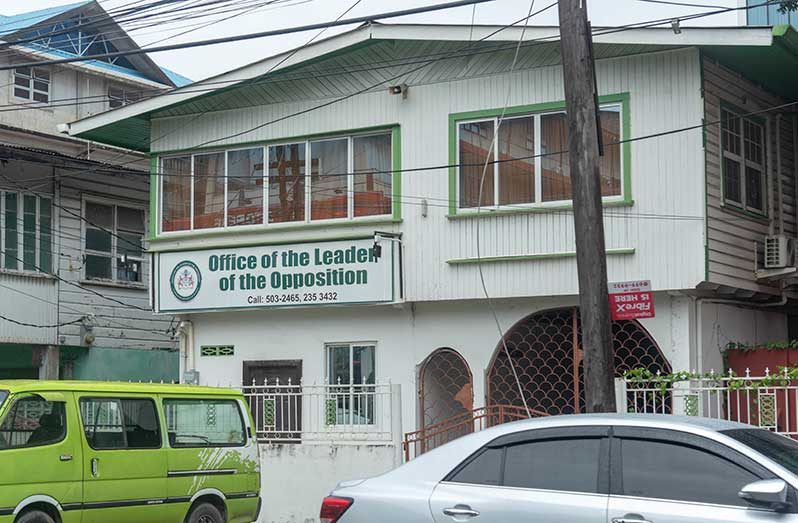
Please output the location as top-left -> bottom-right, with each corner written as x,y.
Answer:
777,115 -> 785,235
176,319 -> 194,381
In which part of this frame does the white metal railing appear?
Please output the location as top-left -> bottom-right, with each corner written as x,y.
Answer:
242,379 -> 397,444
623,368 -> 798,438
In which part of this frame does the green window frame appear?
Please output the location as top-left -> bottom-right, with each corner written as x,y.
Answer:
0,190 -> 52,273
448,93 -> 632,215
83,199 -> 145,283
154,125 -> 402,238
719,102 -> 767,216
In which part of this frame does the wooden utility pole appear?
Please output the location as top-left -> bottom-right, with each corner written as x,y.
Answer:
558,0 -> 616,413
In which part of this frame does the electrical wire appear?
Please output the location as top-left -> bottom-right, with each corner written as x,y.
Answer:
0,313 -> 84,329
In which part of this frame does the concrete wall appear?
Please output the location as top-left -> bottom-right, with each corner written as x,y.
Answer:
67,346 -> 179,382
258,444 -> 396,523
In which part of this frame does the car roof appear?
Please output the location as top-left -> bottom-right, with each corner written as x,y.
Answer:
498,412 -> 754,432
0,380 -> 241,397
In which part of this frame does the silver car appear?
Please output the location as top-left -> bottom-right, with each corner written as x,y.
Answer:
320,414 -> 798,523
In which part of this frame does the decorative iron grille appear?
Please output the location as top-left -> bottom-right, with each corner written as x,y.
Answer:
419,348 -> 473,430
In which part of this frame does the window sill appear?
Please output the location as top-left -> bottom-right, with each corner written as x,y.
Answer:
447,247 -> 636,265
0,268 -> 56,280
447,199 -> 634,220
150,216 -> 403,243
719,203 -> 769,224
80,279 -> 147,291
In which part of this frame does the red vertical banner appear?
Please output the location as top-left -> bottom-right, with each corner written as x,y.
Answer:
608,280 -> 655,321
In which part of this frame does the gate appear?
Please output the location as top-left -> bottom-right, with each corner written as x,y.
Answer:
487,308 -> 672,415
419,348 -> 473,430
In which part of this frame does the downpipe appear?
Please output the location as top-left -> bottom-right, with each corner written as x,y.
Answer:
176,319 -> 194,381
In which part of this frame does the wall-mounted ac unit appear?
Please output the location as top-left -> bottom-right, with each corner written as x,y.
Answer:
765,235 -> 790,269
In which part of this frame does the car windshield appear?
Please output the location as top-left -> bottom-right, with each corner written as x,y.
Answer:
723,428 -> 798,476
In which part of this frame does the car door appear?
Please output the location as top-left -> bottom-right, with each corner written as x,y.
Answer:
0,392 -> 82,523
608,427 -> 798,523
430,426 -> 610,523
77,394 -> 167,523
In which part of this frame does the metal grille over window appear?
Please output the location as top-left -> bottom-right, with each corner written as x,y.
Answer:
13,67 -> 50,103
84,201 -> 144,282
1,190 -> 52,273
108,85 -> 143,109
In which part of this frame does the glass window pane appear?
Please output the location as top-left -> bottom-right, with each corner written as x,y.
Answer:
33,80 -> 48,93
85,254 -> 112,280
86,202 -> 113,228
724,158 -> 742,204
498,116 -> 535,205
459,121 -> 495,208
117,258 -> 141,283
311,139 -> 348,220
120,399 -> 160,449
13,88 -> 29,100
14,76 -> 29,88
541,112 -> 571,202
352,346 -> 375,385
39,198 -> 51,273
86,228 -> 112,253
744,120 -> 764,165
504,438 -> 601,493
118,232 -> 142,258
449,447 -> 503,486
227,148 -> 264,227
723,429 -> 798,477
0,398 -> 66,449
164,399 -> 245,447
32,92 -> 48,104
14,67 -> 31,78
722,110 -> 741,155
4,192 -> 17,270
33,69 -> 50,81
268,143 -> 305,223
620,438 -> 759,506
746,167 -> 764,212
118,206 -> 144,233
161,156 -> 191,232
353,134 -> 392,217
22,195 -> 36,271
600,107 -> 622,197
80,399 -> 125,449
194,152 -> 225,230
328,345 -> 351,385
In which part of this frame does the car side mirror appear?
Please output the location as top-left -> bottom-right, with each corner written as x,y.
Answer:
739,479 -> 791,512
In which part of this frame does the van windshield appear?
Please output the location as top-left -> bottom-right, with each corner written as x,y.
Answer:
0,390 -> 7,411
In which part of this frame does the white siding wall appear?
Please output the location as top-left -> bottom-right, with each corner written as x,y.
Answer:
151,48 -> 706,301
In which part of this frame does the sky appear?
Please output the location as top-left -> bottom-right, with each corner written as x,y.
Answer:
0,0 -> 743,81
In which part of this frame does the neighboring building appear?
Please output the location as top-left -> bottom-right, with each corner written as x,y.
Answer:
66,23 -> 798,521
0,1 -> 189,380
745,0 -> 798,27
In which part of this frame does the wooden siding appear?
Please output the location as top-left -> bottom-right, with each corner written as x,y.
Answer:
150,46 -> 707,302
703,57 -> 796,295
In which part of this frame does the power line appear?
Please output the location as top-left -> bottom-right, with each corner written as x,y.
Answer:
0,0 -> 505,70
0,313 -> 84,329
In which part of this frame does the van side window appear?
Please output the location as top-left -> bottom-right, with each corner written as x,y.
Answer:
164,399 -> 246,448
0,397 -> 66,449
80,398 -> 161,450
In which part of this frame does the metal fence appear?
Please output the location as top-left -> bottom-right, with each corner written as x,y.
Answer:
623,368 -> 798,438
242,379 -> 396,444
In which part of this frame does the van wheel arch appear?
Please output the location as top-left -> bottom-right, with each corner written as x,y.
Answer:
185,495 -> 227,523
15,504 -> 60,523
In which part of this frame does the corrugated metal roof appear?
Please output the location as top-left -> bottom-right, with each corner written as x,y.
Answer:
0,1 -> 91,36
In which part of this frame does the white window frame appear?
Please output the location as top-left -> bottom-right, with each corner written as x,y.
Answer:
157,130 -> 393,236
108,84 -> 143,109
0,190 -> 52,274
12,67 -> 50,104
325,341 -> 378,430
82,197 -> 146,284
720,106 -> 767,215
455,103 -> 625,210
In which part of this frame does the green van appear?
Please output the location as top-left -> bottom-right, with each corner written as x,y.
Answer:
0,381 -> 261,523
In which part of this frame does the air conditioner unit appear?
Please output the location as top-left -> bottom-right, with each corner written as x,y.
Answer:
765,235 -> 790,269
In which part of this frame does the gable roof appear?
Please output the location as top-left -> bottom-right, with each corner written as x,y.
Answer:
62,23 -> 798,153
0,1 -> 191,88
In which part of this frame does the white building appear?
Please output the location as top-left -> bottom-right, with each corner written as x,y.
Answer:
0,1 -> 188,380
66,23 -> 798,522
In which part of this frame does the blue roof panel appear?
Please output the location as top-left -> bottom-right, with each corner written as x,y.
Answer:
161,67 -> 193,87
0,1 -> 91,36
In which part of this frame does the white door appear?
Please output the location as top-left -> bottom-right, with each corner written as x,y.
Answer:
430,428 -> 609,523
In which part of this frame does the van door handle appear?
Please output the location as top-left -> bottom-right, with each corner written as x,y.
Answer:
443,505 -> 480,518
59,454 -> 72,462
91,458 -> 99,478
613,515 -> 653,523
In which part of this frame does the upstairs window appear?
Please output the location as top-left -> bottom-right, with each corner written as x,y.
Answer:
457,104 -> 623,208
13,67 -> 50,103
1,190 -> 52,273
108,85 -> 143,109
721,107 -> 766,215
159,130 -> 393,233
84,201 -> 145,283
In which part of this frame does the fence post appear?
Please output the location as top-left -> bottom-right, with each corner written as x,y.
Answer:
614,378 -> 628,413
391,383 -> 403,467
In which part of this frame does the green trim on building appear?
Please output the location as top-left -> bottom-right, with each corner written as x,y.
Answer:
446,199 -> 634,220
149,155 -> 158,241
148,232 -> 386,253
447,93 -> 632,215
447,247 -> 636,265
392,126 -> 402,220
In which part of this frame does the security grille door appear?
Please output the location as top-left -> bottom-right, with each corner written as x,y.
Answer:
243,360 -> 302,442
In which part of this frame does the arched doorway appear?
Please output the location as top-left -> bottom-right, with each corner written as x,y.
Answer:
487,307 -> 671,415
419,348 -> 474,430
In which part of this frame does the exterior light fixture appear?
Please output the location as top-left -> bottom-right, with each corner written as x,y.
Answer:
388,83 -> 409,100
